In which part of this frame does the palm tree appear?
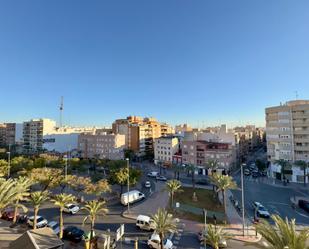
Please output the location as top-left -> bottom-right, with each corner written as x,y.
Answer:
29,191 -> 49,229
82,200 -> 108,249
255,215 -> 309,249
0,178 -> 19,217
165,180 -> 182,209
294,160 -> 308,186
275,159 -> 291,182
12,176 -> 32,224
52,193 -> 75,238
186,164 -> 196,189
152,208 -> 177,249
209,174 -> 237,213
200,224 -> 227,249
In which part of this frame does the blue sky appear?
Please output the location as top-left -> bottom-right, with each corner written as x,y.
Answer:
0,0 -> 308,128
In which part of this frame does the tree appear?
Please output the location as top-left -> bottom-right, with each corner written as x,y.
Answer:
111,167 -> 129,194
172,164 -> 183,180
186,164 -> 196,189
0,178 -> 18,217
12,176 -> 32,224
52,193 -> 75,239
255,215 -> 309,249
209,174 -> 237,213
27,168 -> 64,192
256,159 -> 267,172
275,159 -> 291,182
152,208 -> 177,249
0,159 -> 9,177
166,180 -> 182,209
295,160 -> 308,186
11,156 -> 34,174
82,200 -> 108,249
29,191 -> 49,229
67,175 -> 92,197
206,159 -> 219,173
200,224 -> 227,249
85,179 -> 111,199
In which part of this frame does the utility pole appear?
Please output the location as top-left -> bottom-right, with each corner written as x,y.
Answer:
241,163 -> 246,236
7,145 -> 11,178
203,209 -> 207,249
126,158 -> 130,213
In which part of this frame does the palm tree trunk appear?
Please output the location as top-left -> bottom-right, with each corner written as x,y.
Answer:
222,190 -> 226,214
171,192 -> 174,209
59,208 -> 63,239
120,184 -> 123,194
13,200 -> 19,224
160,232 -> 164,249
192,171 -> 195,189
90,218 -> 95,249
33,207 -> 38,229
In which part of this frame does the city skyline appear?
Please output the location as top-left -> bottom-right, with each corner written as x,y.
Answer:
1,1 -> 309,127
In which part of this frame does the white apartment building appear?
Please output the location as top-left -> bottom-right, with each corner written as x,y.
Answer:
154,136 -> 179,166
78,132 -> 126,160
43,127 -> 99,153
23,119 -> 56,153
266,100 -> 309,182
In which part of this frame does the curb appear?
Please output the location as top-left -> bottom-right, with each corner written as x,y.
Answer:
229,234 -> 262,243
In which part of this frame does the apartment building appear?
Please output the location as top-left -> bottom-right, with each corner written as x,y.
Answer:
0,123 -> 18,147
154,136 -> 179,166
182,140 -> 235,174
112,116 -> 173,157
266,100 -> 309,182
23,119 -> 56,154
78,132 -> 125,160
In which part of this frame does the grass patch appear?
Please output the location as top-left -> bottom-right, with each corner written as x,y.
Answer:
174,187 -> 224,212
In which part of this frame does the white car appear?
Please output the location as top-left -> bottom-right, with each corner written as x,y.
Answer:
145,181 -> 151,188
48,221 -> 60,235
64,204 -> 80,214
27,215 -> 48,228
252,202 -> 270,218
147,233 -> 173,249
147,171 -> 159,177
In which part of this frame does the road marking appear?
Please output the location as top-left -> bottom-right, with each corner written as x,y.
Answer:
173,241 -> 179,245
295,210 -> 309,219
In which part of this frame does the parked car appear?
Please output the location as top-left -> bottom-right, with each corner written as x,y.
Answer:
252,172 -> 259,178
156,175 -> 167,181
136,215 -> 155,231
198,230 -> 227,248
64,204 -> 80,214
252,202 -> 270,218
1,209 -> 19,221
244,169 -> 250,176
48,221 -> 60,235
147,171 -> 159,177
121,190 -> 145,205
298,199 -> 309,212
147,233 -> 173,249
63,226 -> 85,242
145,181 -> 151,188
27,216 -> 48,228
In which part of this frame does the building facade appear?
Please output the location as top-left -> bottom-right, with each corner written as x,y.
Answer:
182,140 -> 235,172
0,123 -> 17,147
154,136 -> 179,166
23,119 -> 56,154
78,132 -> 126,160
266,100 -> 309,182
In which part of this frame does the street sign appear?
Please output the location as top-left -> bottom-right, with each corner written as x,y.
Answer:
116,224 -> 125,241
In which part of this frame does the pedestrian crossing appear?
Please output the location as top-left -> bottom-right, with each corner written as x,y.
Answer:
171,226 -> 184,249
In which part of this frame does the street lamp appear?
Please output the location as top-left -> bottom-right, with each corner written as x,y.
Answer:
7,151 -> 11,178
241,163 -> 246,236
126,158 -> 130,214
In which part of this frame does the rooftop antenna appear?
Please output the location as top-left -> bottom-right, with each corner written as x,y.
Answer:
295,91 -> 299,100
59,96 -> 64,128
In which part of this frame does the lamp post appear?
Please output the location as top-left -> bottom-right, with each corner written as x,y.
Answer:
241,163 -> 246,236
7,151 -> 11,178
203,209 -> 207,249
126,158 -> 130,213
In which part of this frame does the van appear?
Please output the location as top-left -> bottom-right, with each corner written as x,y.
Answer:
121,190 -> 145,205
136,215 -> 155,231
